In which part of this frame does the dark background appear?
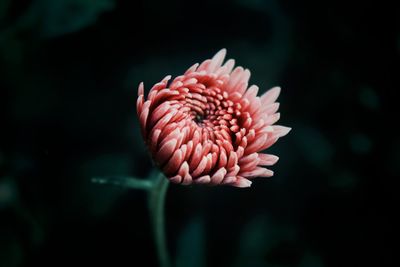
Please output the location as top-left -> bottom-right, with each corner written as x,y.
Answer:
1,0 -> 398,266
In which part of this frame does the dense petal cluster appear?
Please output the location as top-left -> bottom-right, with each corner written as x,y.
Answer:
136,49 -> 290,187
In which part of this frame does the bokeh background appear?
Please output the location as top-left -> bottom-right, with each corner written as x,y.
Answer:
1,0 -> 398,266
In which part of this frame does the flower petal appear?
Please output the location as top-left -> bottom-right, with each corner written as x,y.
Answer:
258,154 -> 279,166
261,86 -> 281,105
208,48 -> 227,72
232,177 -> 252,188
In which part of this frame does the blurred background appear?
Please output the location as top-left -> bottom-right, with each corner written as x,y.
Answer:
1,0 -> 398,266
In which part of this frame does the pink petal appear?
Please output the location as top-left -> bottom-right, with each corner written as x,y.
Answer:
226,165 -> 240,177
239,152 -> 258,165
222,140 -> 234,153
201,141 -> 213,157
184,63 -> 199,74
226,67 -> 244,92
264,113 -> 280,125
262,102 -> 280,115
158,128 -> 180,148
179,162 -> 193,185
210,167 -> 227,185
136,95 -> 144,116
241,69 -> 251,86
245,134 -> 267,155
164,149 -> 184,175
272,125 -> 292,138
203,153 -> 214,174
152,112 -> 174,133
189,143 -> 203,170
150,129 -> 162,152
232,81 -> 248,96
240,159 -> 260,172
244,85 -> 259,102
136,82 -> 145,114
183,78 -> 198,86
248,96 -> 262,116
197,59 -> 212,72
192,156 -> 208,177
232,177 -> 252,188
182,174 -> 193,185
217,146 -> 227,169
194,175 -> 211,184
239,136 -> 248,150
139,106 -> 150,136
222,59 -> 235,74
184,140 -> 194,161
208,48 -> 227,72
236,146 -> 245,158
178,161 -> 190,177
260,136 -> 278,151
240,167 -> 273,178
169,175 -> 182,184
138,82 -> 144,96
227,151 -> 238,169
258,154 -> 279,166
222,176 -> 237,184
261,86 -> 281,105
149,102 -> 171,128
156,139 -> 177,165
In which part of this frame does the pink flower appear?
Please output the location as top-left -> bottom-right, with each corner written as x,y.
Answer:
136,49 -> 290,187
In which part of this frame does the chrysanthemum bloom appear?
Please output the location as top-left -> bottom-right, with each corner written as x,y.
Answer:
136,49 -> 290,187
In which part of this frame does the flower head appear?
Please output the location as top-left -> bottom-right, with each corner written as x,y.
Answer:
136,49 -> 290,187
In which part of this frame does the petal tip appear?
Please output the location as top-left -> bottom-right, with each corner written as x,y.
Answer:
209,48 -> 227,71
138,82 -> 144,95
215,48 -> 227,58
262,86 -> 281,105
270,86 -> 281,95
233,178 -> 252,188
279,126 -> 292,137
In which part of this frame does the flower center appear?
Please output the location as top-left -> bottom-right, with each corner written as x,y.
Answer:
194,114 -> 205,124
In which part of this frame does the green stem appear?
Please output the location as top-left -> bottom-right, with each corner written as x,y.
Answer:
92,173 -> 171,266
148,173 -> 170,267
91,176 -> 153,190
